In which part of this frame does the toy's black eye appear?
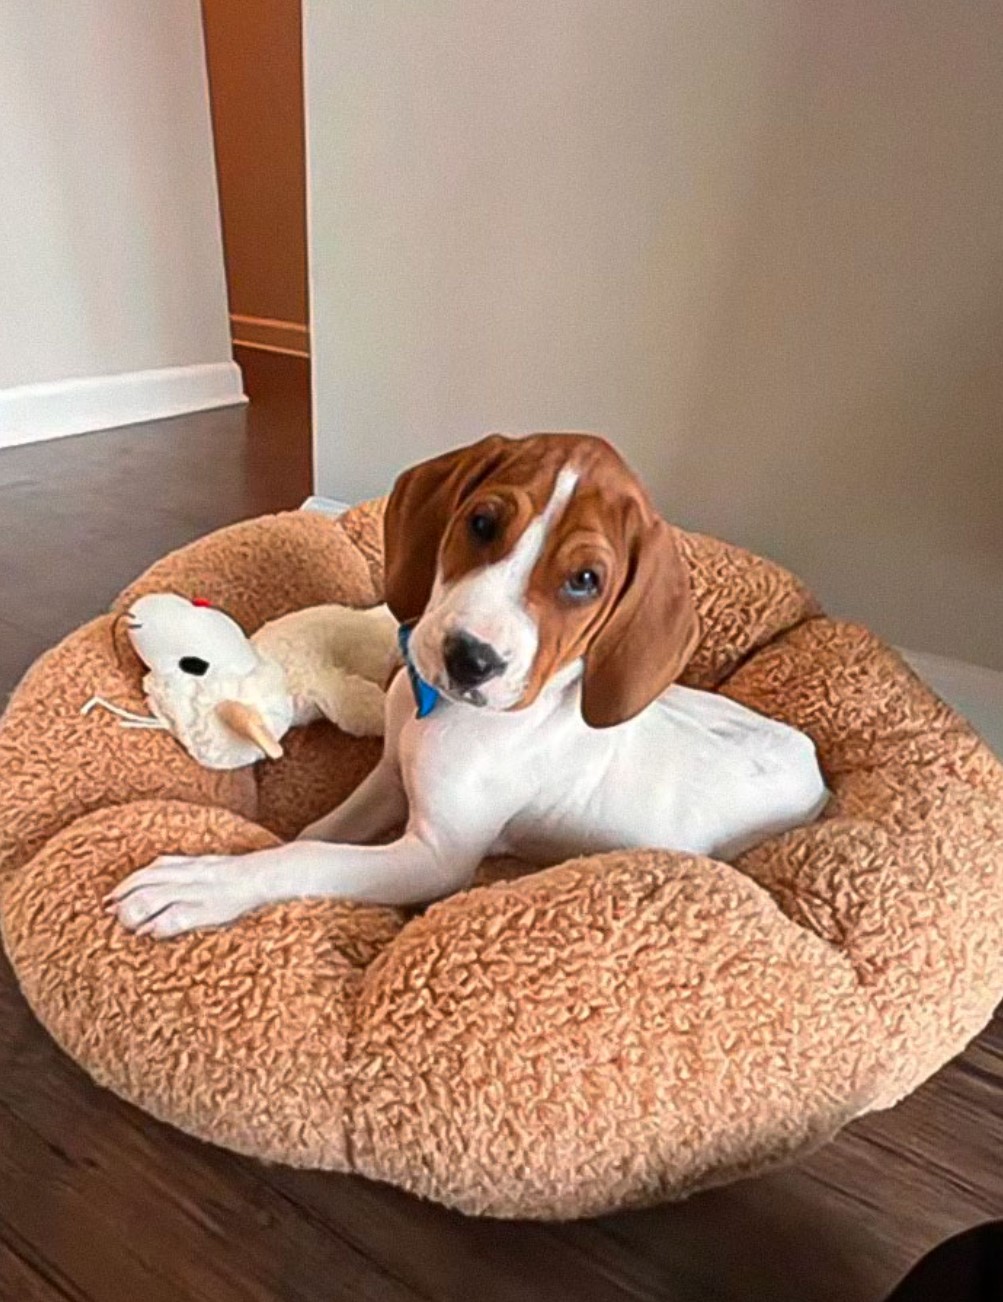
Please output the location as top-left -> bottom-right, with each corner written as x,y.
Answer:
468,510 -> 499,544
179,656 -> 210,676
562,569 -> 602,601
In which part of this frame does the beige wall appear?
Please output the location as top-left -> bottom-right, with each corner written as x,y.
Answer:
307,1 -> 1003,669
0,0 -> 232,392
202,0 -> 309,353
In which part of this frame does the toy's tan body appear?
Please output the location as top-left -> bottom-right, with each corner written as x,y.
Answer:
254,604 -> 399,738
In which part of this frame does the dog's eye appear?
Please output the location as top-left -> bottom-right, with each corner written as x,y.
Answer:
179,656 -> 210,676
468,510 -> 499,544
562,569 -> 602,601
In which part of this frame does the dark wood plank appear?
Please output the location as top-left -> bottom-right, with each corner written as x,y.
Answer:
0,954 -> 424,1302
0,616 -> 38,711
0,349 -> 1000,1302
0,1237 -> 77,1302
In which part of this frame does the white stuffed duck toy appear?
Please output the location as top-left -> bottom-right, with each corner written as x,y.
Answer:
85,594 -> 400,770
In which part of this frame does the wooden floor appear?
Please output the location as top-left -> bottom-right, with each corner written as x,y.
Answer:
0,347 -> 999,1302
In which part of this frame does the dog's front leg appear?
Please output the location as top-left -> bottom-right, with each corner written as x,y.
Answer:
297,760 -> 407,845
107,831 -> 484,939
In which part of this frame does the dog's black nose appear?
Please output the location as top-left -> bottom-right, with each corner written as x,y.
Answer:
443,631 -> 506,689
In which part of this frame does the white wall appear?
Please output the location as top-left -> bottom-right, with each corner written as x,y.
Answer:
306,1 -> 1003,670
0,1 -> 241,443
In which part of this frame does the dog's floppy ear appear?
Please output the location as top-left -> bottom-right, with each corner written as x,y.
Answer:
383,435 -> 508,624
581,516 -> 699,728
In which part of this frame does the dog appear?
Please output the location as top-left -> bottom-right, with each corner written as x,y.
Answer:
109,433 -> 827,938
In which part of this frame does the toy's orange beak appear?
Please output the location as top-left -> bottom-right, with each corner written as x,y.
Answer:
215,700 -> 284,761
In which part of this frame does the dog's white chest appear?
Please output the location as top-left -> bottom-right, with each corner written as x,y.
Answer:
396,678 -> 827,867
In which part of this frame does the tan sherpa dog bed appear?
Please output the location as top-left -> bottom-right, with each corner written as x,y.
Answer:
2,502 -> 1002,1220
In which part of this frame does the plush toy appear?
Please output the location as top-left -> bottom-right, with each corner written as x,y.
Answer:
84,594 -> 400,769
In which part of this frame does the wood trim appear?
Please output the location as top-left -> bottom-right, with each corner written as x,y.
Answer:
230,313 -> 310,358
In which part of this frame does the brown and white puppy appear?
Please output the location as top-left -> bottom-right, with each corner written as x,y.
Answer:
386,433 -> 698,726
108,433 -> 827,937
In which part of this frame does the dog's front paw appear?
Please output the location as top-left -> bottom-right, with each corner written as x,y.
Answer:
105,854 -> 266,939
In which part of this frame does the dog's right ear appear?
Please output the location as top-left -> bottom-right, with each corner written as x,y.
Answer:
383,435 -> 509,624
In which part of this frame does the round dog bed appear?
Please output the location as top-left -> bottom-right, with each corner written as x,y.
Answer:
1,504 -> 1001,1220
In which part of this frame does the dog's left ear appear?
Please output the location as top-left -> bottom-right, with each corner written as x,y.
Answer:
383,435 -> 509,624
581,516 -> 699,728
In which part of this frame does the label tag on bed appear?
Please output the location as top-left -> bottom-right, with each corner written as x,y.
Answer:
397,624 -> 440,719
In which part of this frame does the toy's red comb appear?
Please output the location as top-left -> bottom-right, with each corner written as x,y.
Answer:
191,597 -> 213,608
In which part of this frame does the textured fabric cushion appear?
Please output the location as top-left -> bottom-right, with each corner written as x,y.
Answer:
1,505 -> 1001,1220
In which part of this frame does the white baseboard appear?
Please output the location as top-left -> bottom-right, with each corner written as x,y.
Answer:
231,314 -> 310,358
301,494 -> 352,516
0,361 -> 247,449
900,648 -> 1003,758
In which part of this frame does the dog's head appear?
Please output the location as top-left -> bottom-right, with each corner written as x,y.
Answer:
384,433 -> 699,727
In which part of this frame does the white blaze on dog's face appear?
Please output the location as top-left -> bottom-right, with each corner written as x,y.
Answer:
384,434 -> 701,727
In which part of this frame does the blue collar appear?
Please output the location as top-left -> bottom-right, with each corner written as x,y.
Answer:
397,624 -> 441,718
